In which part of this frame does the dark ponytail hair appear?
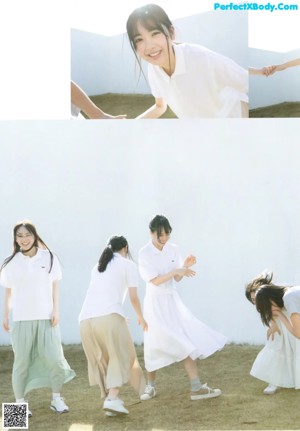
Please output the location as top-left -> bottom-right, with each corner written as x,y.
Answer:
245,270 -> 273,303
149,214 -> 172,237
0,220 -> 53,273
98,236 -> 129,273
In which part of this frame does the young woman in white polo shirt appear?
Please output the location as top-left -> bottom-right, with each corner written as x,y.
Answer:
138,215 -> 227,401
126,4 -> 248,118
1,221 -> 75,416
79,236 -> 147,416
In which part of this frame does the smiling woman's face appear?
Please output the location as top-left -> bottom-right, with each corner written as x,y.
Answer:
15,226 -> 35,252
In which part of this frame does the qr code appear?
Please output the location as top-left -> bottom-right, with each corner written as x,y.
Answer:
2,403 -> 28,429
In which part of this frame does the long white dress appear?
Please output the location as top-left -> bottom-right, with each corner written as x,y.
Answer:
251,288 -> 300,389
138,241 -> 227,372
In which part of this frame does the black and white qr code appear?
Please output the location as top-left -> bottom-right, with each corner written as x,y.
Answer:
2,403 -> 29,429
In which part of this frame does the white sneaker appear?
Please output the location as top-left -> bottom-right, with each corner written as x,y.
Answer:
140,384 -> 156,401
263,384 -> 278,395
191,383 -> 222,400
105,411 -> 117,417
50,397 -> 69,413
103,398 -> 129,415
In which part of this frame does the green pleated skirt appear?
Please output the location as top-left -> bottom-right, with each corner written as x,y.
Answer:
11,320 -> 76,398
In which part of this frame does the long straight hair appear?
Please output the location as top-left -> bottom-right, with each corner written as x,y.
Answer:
255,285 -> 286,326
98,236 -> 130,273
0,221 -> 53,273
126,4 -> 175,82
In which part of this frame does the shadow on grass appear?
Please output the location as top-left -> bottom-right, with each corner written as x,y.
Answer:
1,344 -> 300,430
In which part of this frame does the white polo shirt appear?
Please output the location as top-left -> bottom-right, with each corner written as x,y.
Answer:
283,286 -> 300,317
79,253 -> 139,322
138,241 -> 183,291
0,249 -> 62,321
148,43 -> 248,118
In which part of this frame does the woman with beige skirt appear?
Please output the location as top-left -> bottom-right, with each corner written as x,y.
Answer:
79,236 -> 147,416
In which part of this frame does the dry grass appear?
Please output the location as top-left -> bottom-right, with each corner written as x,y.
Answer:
90,94 -> 300,119
249,102 -> 300,118
89,93 -> 177,119
1,343 -> 300,431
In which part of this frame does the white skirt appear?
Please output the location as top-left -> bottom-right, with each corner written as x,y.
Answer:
143,287 -> 227,372
250,318 -> 300,389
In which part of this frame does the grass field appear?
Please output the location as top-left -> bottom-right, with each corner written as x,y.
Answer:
1,343 -> 300,431
87,94 -> 300,119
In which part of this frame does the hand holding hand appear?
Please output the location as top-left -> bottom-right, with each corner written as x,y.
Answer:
262,65 -> 277,77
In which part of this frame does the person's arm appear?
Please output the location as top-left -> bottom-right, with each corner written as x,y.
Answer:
128,287 -> 148,331
273,309 -> 295,336
71,81 -> 126,119
266,318 -> 281,340
51,281 -> 59,327
3,288 -> 11,332
174,255 -> 197,282
275,58 -> 300,72
151,267 -> 195,286
249,66 -> 276,76
290,313 -> 300,338
135,97 -> 167,119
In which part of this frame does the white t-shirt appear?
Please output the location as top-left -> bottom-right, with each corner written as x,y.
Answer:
148,43 -> 248,118
79,253 -> 139,322
283,286 -> 300,317
138,241 -> 183,292
0,249 -> 62,321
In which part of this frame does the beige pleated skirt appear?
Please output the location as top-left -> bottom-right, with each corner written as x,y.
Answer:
80,313 -> 145,398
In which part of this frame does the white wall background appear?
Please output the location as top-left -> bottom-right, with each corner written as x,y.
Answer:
71,10 -> 248,95
1,120 -> 300,347
250,48 -> 300,109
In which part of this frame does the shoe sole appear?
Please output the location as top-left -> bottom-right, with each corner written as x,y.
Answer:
103,407 -> 129,415
140,393 -> 156,401
191,391 -> 222,401
50,406 -> 69,414
105,411 -> 117,417
263,390 -> 277,395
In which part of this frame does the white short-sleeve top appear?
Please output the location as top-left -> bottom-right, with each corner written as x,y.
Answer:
148,43 -> 248,118
138,241 -> 183,292
79,253 -> 139,322
283,286 -> 300,317
0,248 -> 62,321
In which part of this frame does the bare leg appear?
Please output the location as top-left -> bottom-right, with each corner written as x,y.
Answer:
183,356 -> 198,380
147,371 -> 156,382
108,387 -> 120,399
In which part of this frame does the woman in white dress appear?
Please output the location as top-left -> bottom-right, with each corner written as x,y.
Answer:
138,215 -> 227,401
79,235 -> 147,416
246,271 -> 300,394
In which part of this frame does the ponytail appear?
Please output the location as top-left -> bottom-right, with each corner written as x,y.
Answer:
98,246 -> 114,272
97,236 -> 129,273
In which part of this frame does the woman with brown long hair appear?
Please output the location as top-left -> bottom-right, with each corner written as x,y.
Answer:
0,220 -> 75,417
